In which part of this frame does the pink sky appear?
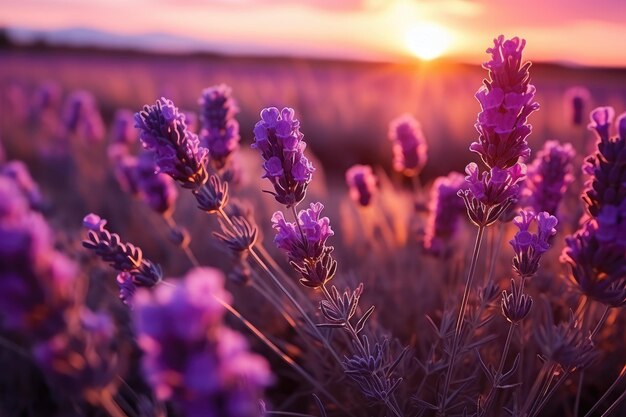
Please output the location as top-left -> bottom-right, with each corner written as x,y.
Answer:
3,0 -> 626,67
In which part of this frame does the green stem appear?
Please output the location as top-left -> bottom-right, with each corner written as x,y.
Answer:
480,323 -> 516,416
440,224 -> 486,413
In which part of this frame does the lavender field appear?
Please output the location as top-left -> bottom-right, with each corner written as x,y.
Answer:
0,36 -> 625,417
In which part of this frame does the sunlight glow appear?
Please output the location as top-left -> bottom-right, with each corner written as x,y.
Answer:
405,22 -> 453,61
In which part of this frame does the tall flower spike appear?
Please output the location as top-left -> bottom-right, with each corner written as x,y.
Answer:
509,210 -> 558,279
345,164 -> 377,207
135,97 -> 209,189
561,219 -> 626,307
252,107 -> 314,207
471,35 -> 539,169
523,140 -> 575,215
199,84 -> 241,170
424,172 -> 468,255
583,107 -> 626,217
388,114 -> 428,177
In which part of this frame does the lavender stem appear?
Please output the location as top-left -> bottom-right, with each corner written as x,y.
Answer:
440,224 -> 486,413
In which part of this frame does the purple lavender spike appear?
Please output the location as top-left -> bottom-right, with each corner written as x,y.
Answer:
345,164 -> 377,207
388,114 -> 428,177
135,97 -> 209,189
199,84 -> 241,170
424,172 -> 468,255
524,140 -> 575,215
471,35 -> 539,169
252,107 -> 314,207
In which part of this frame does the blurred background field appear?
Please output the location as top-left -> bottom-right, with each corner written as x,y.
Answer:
3,47 -> 626,180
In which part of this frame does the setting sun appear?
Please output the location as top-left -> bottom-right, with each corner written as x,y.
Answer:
405,22 -> 453,61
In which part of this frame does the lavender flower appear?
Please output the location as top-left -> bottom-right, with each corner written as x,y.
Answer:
271,202 -> 336,287
1,161 -> 44,211
523,140 -> 575,215
564,86 -> 591,126
199,84 -> 241,170
135,97 -> 209,189
388,114 -> 428,177
62,90 -> 105,141
471,35 -> 539,169
33,308 -> 118,399
509,210 -> 558,278
561,219 -> 626,307
133,267 -> 271,417
82,213 -> 163,304
134,152 -> 179,216
345,164 -> 377,207
0,176 -> 75,339
252,107 -> 315,207
458,162 -> 526,227
583,107 -> 626,217
110,109 -> 138,145
424,172 -> 467,255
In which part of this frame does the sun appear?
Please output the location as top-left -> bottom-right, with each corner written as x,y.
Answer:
405,22 -> 453,61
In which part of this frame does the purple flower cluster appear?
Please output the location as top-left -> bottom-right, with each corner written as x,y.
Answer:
582,107 -> 626,218
133,267 -> 271,417
509,210 -> 558,279
109,109 -> 138,145
388,114 -> 428,177
0,175 -> 75,340
252,107 -> 315,207
62,90 -> 105,142
272,202 -> 337,287
345,164 -> 377,207
524,140 -> 575,215
561,220 -> 626,307
561,107 -> 626,307
564,86 -> 591,126
135,98 -> 209,189
1,160 -> 44,211
199,84 -> 241,170
33,307 -> 118,399
471,36 -> 539,170
458,162 -> 526,227
424,172 -> 468,255
82,213 -> 163,305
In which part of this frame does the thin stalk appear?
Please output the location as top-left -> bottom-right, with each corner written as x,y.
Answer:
320,284 -> 404,417
163,216 -> 200,267
248,247 -> 342,364
485,222 -> 505,286
600,387 -> 626,417
584,365 -> 626,417
530,369 -> 571,417
0,335 -> 31,359
591,306 -> 611,340
98,390 -> 128,417
440,224 -> 486,412
217,207 -> 342,364
575,305 -> 611,417
216,295 -> 353,417
521,361 -> 552,416
480,323 -> 516,416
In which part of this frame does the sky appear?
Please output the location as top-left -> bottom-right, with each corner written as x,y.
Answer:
3,0 -> 626,67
